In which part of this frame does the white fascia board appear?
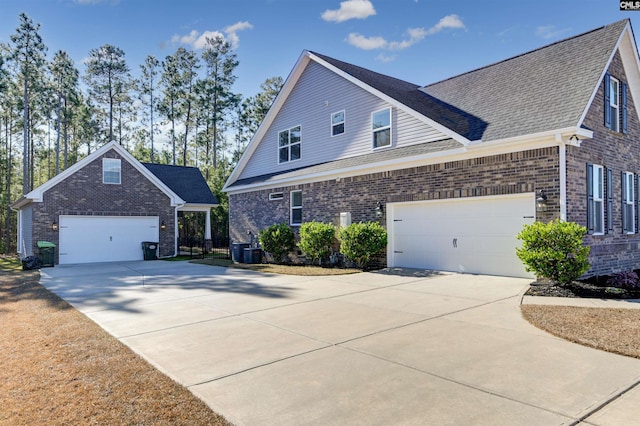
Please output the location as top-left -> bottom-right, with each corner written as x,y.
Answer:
26,141 -> 185,207
226,127 -> 590,195
578,23 -> 640,129
308,52 -> 471,146
224,51 -> 312,191
179,203 -> 218,212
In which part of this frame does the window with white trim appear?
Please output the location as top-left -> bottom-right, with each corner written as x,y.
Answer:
623,171 -> 635,234
278,126 -> 301,163
609,76 -> 620,132
290,190 -> 302,225
103,158 -> 121,184
587,164 -> 604,234
331,110 -> 345,136
372,108 -> 391,148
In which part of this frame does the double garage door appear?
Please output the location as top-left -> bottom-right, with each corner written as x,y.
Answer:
59,216 -> 159,265
388,194 -> 535,278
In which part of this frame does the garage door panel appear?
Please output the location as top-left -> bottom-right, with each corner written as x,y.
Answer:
390,195 -> 535,278
59,216 -> 159,264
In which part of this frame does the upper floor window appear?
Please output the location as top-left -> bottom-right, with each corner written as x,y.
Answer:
331,111 -> 345,136
278,126 -> 301,163
372,108 -> 391,149
103,158 -> 121,184
622,171 -> 635,234
587,163 -> 604,234
604,73 -> 627,133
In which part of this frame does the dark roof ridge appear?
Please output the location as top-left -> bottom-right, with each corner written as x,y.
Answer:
422,19 -> 629,89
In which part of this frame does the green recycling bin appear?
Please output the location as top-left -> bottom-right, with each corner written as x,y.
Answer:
37,241 -> 56,267
142,241 -> 158,260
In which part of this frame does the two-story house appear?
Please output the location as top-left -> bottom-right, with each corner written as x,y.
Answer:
224,19 -> 640,278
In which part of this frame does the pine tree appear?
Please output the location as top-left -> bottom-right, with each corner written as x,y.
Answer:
49,50 -> 79,174
137,55 -> 159,162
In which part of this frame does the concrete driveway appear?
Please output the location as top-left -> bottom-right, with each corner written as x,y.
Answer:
41,261 -> 640,425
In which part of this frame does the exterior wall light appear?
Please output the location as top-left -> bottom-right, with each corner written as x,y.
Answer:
160,220 -> 166,231
536,190 -> 548,212
375,201 -> 384,218
52,220 -> 58,231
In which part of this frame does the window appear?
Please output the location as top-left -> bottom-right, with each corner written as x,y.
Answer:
331,111 -> 345,136
623,171 -> 635,234
290,190 -> 302,225
103,158 -> 121,184
269,192 -> 284,201
278,126 -> 301,163
587,164 -> 604,234
372,108 -> 391,148
604,73 -> 627,133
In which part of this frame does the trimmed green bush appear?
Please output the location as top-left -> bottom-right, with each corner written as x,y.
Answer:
258,223 -> 295,264
338,221 -> 387,270
299,221 -> 336,265
516,219 -> 590,284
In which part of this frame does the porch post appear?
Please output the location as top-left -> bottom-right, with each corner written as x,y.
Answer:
205,209 -> 212,239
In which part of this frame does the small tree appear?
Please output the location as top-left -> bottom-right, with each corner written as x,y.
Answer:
338,221 -> 387,270
299,221 -> 336,265
258,223 -> 295,264
516,220 -> 590,284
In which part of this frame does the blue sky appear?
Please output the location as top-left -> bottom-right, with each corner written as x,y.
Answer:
0,0 -> 637,99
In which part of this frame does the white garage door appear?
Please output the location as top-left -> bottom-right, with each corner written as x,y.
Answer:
388,194 -> 535,278
59,216 -> 159,264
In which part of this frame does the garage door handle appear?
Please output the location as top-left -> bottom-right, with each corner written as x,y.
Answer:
453,238 -> 457,248
394,250 -> 403,254
523,215 -> 534,219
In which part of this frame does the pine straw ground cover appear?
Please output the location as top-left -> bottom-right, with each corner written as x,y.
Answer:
0,263 -> 230,425
521,305 -> 640,359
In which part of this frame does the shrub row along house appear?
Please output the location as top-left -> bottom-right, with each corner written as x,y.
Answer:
224,19 -> 640,278
12,141 -> 218,264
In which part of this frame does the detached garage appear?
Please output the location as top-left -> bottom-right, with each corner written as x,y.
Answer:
12,141 -> 217,265
387,194 -> 535,278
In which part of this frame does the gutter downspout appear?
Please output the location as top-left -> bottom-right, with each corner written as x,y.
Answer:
559,141 -> 567,221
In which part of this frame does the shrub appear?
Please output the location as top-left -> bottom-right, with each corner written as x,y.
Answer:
258,223 -> 295,264
338,221 -> 387,270
516,219 -> 590,285
607,271 -> 640,289
299,221 -> 336,265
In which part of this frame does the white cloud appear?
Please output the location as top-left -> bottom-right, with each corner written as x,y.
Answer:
170,21 -> 253,50
346,33 -> 387,50
425,14 -> 465,35
322,0 -> 376,23
535,25 -> 570,40
346,15 -> 464,52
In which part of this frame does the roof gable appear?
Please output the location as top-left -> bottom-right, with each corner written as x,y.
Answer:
422,19 -> 633,142
142,163 -> 218,205
22,141 -> 184,206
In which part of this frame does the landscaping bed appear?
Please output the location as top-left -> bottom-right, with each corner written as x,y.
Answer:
525,275 -> 640,299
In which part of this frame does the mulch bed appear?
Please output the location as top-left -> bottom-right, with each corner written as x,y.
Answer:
525,279 -> 640,299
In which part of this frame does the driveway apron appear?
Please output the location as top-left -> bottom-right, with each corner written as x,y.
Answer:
40,261 -> 640,426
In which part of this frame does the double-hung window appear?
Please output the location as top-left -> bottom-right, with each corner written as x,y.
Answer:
331,111 -> 345,136
103,158 -> 121,184
604,73 -> 628,133
587,164 -> 604,234
622,171 -> 635,234
278,126 -> 301,163
290,190 -> 302,225
372,108 -> 391,148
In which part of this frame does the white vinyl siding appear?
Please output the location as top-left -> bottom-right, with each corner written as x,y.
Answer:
239,61 -> 449,180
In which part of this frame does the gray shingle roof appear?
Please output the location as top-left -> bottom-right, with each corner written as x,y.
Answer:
143,163 -> 218,205
421,19 -> 628,141
229,138 -> 461,188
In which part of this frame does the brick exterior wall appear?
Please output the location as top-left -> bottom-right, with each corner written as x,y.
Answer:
230,146 -> 560,260
231,48 -> 640,278
566,50 -> 640,276
31,149 -> 175,263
